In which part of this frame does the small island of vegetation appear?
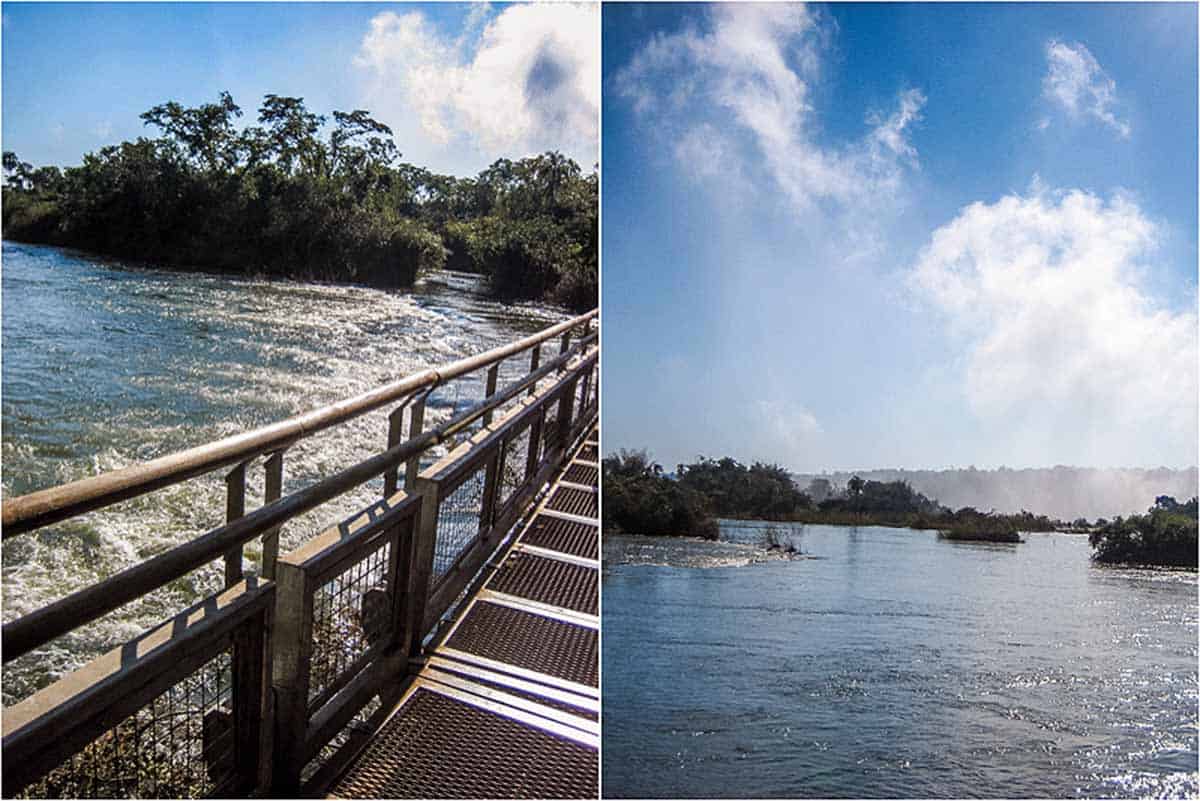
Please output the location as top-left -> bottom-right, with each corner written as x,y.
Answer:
2,92 -> 596,310
603,449 -> 1198,565
1088,496 -> 1198,567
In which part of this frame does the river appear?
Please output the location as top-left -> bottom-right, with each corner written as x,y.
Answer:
0,241 -> 567,704
602,521 -> 1199,798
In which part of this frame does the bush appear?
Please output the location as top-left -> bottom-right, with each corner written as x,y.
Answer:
602,450 -> 718,540
1090,497 -> 1198,567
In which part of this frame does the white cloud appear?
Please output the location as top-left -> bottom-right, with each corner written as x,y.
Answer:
759,400 -> 823,439
355,4 -> 597,169
1042,39 -> 1130,138
613,4 -> 925,219
911,185 -> 1197,465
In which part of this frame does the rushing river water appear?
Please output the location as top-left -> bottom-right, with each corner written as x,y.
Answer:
1,241 -> 567,704
602,521 -> 1199,798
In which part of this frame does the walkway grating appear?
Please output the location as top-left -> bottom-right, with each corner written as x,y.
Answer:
326,425 -> 600,799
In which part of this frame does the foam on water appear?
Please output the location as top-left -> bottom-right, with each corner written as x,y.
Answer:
1,241 -> 568,704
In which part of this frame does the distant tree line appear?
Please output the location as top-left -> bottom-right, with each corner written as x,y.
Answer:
2,92 -> 597,310
604,449 -> 1198,565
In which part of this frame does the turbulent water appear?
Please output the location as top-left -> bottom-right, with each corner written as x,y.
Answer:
603,520 -> 1199,798
1,241 -> 568,704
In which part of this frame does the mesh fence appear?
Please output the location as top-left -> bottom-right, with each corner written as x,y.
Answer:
433,465 -> 487,580
18,649 -> 235,799
308,540 -> 393,706
496,425 -> 532,513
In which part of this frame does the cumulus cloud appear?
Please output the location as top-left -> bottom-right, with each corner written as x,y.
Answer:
612,4 -> 925,218
911,186 -> 1197,465
1042,39 -> 1130,138
355,4 -> 597,167
754,399 -> 824,465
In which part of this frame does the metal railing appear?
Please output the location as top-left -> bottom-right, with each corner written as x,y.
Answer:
1,310 -> 599,798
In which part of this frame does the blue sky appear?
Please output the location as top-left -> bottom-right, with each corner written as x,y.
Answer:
602,2 -> 1198,472
2,2 -> 598,176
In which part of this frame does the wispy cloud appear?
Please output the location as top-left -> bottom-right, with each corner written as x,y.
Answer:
355,4 -> 597,166
910,184 -> 1196,465
1042,39 -> 1130,138
613,4 -> 925,224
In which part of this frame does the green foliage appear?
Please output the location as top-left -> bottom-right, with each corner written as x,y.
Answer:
2,93 -> 596,309
602,450 -> 719,540
676,456 -> 811,519
819,477 -> 942,516
1089,496 -> 1198,567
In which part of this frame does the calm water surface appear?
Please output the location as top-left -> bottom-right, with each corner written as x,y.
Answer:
602,521 -> 1199,798
1,241 -> 566,703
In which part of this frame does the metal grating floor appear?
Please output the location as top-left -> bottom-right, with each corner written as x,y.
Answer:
522,516 -> 598,561
327,423 -> 599,798
547,486 -> 599,519
327,688 -> 597,799
490,553 -> 598,616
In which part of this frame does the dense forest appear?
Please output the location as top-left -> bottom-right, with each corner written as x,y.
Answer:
604,449 -> 1198,562
2,92 -> 597,310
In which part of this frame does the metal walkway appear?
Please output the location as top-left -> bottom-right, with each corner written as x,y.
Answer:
326,426 -> 600,799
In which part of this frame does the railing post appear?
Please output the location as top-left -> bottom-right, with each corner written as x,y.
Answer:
557,377 -> 579,452
525,404 -> 544,481
262,451 -> 284,581
404,395 -> 427,491
580,368 -> 593,416
407,478 -> 440,656
271,558 -> 313,795
482,363 -> 501,427
384,406 -> 405,497
480,444 -> 502,530
527,345 -> 541,397
225,461 -> 248,587
559,331 -> 572,373
232,606 -> 271,794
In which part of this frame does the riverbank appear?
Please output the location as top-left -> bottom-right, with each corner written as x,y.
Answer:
2,93 -> 597,311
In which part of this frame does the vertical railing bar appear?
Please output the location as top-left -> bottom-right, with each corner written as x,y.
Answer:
384,407 -> 405,497
558,331 -> 572,374
271,563 -> 313,795
527,344 -> 542,398
482,363 -> 500,427
526,403 -> 544,482
261,451 -> 285,581
404,394 -> 427,491
225,461 -> 248,587
480,443 -> 502,531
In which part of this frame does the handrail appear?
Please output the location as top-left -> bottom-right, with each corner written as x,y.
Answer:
2,339 -> 599,662
1,309 -> 598,537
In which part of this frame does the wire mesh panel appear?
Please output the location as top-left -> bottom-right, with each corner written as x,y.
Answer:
308,540 -> 393,706
496,425 -> 532,515
17,649 -> 235,799
433,465 -> 487,580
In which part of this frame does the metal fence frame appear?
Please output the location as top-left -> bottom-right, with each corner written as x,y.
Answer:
1,312 -> 598,798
